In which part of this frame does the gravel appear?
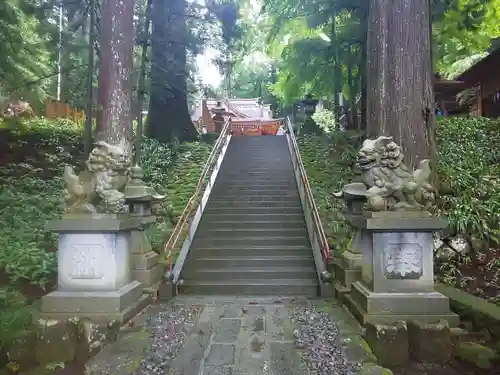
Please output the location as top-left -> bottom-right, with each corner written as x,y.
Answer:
130,304 -> 202,375
290,304 -> 361,375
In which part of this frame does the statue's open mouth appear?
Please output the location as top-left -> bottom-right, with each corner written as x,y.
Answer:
356,154 -> 376,168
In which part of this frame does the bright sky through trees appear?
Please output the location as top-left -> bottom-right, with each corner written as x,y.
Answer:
195,0 -> 261,88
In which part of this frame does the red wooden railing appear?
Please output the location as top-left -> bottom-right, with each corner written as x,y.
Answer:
284,117 -> 330,264
163,117 -> 232,277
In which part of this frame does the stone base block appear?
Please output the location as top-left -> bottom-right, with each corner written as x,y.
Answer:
132,251 -> 159,270
319,282 -> 334,297
365,321 -> 409,367
334,282 -> 350,302
408,320 -> 452,362
39,281 -> 150,324
132,264 -> 163,287
340,251 -> 363,269
158,282 -> 177,300
334,260 -> 361,290
346,282 -> 459,326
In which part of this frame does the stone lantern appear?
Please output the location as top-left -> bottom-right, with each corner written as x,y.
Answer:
123,165 -> 166,293
332,182 -> 368,300
302,94 -> 318,117
124,165 -> 165,217
212,101 -> 225,133
300,94 -> 321,134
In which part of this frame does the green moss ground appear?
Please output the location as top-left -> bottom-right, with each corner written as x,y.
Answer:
0,119 -> 214,367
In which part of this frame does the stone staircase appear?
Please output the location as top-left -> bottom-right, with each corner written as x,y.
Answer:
180,136 -> 319,296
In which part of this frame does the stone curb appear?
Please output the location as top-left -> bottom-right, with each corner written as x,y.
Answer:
305,300 -> 395,375
339,332 -> 394,375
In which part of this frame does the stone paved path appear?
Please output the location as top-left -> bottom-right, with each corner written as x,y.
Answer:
85,296 -> 363,375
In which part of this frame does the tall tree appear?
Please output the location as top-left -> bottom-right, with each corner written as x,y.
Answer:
366,0 -> 435,170
97,0 -> 135,152
0,0 -> 53,107
208,0 -> 243,97
146,0 -> 197,143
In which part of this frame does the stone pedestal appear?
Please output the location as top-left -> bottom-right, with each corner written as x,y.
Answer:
333,185 -> 366,300
334,229 -> 364,300
130,216 -> 163,292
344,211 -> 459,326
40,217 -> 150,323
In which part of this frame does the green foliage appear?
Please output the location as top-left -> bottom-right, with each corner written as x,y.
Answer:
432,0 -> 500,77
0,287 -> 32,349
144,139 -> 214,252
0,177 -> 61,287
263,0 -> 365,104
256,0 -> 500,103
298,116 -> 500,289
297,132 -> 357,255
0,119 -> 84,287
0,0 -> 53,106
0,118 -> 213,288
312,108 -> 336,133
299,117 -> 322,135
436,117 -> 500,242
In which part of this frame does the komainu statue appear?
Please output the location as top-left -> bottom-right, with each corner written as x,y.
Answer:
334,136 -> 435,211
63,141 -> 131,214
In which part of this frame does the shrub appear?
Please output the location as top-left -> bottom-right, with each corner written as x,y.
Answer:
0,118 -> 213,289
312,108 -> 336,133
297,131 -> 358,255
0,287 -> 33,347
299,117 -> 500,268
436,117 -> 500,243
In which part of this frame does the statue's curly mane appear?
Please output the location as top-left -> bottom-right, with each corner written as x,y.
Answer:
357,136 -> 404,171
63,141 -> 130,214
379,141 -> 405,169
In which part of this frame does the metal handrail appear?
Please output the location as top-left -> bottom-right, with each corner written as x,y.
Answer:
163,118 -> 232,262
284,117 -> 330,263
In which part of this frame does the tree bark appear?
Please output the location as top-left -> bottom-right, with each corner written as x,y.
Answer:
366,0 -> 435,170
135,0 -> 152,164
97,0 -> 135,154
146,0 -> 197,143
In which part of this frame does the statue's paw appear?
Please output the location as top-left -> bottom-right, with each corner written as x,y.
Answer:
391,202 -> 422,211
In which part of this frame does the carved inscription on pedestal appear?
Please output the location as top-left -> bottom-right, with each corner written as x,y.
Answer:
69,244 -> 105,279
384,238 -> 423,279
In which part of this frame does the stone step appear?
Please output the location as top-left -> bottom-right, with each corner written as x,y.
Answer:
221,161 -> 292,167
180,279 -> 318,296
217,173 -> 294,181
213,179 -> 297,186
215,180 -> 295,186
211,189 -> 299,196
198,219 -> 306,230
186,255 -> 314,268
209,195 -> 299,203
188,245 -> 311,257
222,167 -> 292,170
183,266 -> 317,281
224,160 -> 291,164
191,235 -> 310,247
195,228 -> 308,239
200,212 -> 305,223
210,189 -> 299,197
211,186 -> 298,194
204,200 -> 302,208
202,207 -> 304,215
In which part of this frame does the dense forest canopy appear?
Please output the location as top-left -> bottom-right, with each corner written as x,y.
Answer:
1,0 -> 499,132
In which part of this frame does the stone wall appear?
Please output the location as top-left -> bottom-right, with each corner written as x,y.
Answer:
6,317 -> 119,374
436,283 -> 500,346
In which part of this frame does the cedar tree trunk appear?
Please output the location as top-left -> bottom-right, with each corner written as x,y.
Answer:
97,0 -> 135,154
146,0 -> 197,143
366,0 -> 436,170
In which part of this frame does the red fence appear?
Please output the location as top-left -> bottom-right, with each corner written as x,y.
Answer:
231,119 -> 282,136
